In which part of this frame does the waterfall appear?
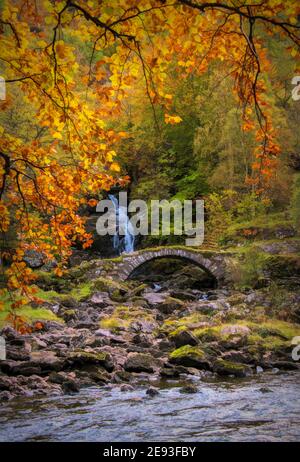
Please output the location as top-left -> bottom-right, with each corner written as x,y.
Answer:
108,194 -> 135,254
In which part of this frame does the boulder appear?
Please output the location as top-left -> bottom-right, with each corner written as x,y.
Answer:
62,378 -> 80,393
169,346 -> 211,370
170,329 -> 199,348
159,366 -> 180,378
90,292 -> 112,307
179,384 -> 198,394
157,297 -> 185,315
220,325 -> 251,337
143,292 -> 168,305
30,351 -> 64,372
6,344 -> 31,361
23,249 -> 45,268
124,352 -> 155,373
213,359 -> 251,378
146,386 -> 159,397
0,375 -> 13,391
66,350 -> 114,372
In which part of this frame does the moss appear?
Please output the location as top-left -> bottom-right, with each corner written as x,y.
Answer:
136,245 -> 231,258
69,350 -> 109,362
213,359 -> 249,377
247,334 -> 286,351
92,276 -> 128,294
169,345 -> 205,360
169,326 -> 188,337
247,319 -> 300,340
100,318 -> 122,331
161,312 -> 207,335
99,304 -> 155,332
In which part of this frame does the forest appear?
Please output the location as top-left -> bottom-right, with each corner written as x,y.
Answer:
0,0 -> 300,444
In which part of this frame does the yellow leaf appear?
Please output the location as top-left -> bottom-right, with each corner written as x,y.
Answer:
164,114 -> 183,125
110,162 -> 120,172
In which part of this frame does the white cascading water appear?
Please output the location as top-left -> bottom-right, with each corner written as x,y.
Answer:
108,194 -> 135,254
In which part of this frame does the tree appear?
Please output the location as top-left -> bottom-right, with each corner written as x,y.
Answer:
0,0 -> 299,329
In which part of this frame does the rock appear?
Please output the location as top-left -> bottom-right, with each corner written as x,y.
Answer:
6,345 -> 31,361
170,329 -> 199,348
0,375 -> 13,391
111,370 -> 132,383
169,346 -> 211,370
159,367 -> 180,378
130,321 -> 157,334
124,353 -> 155,373
132,334 -> 152,348
120,384 -> 134,392
0,390 -> 13,401
66,350 -> 114,372
90,292 -> 111,307
62,378 -> 80,393
158,339 -> 174,351
259,387 -> 272,393
88,368 -> 111,384
48,371 -> 66,384
220,325 -> 251,337
3,363 -> 42,376
194,302 -> 222,315
146,386 -> 159,397
179,384 -> 198,394
158,297 -> 185,315
169,290 -> 197,301
256,366 -> 264,374
213,359 -> 251,378
143,292 -> 168,305
62,309 -> 77,322
227,293 -> 246,306
94,329 -> 126,344
30,337 -> 48,350
23,249 -> 45,268
1,326 -> 25,345
269,361 -> 299,371
220,349 -> 250,362
30,351 -> 64,372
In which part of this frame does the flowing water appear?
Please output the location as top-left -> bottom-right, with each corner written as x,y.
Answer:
108,194 -> 135,254
0,372 -> 299,442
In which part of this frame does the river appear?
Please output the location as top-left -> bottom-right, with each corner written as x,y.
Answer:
0,372 -> 299,442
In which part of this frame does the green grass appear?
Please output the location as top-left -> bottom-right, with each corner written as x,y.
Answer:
0,302 -> 62,328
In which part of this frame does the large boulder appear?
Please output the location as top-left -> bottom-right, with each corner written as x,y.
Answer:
124,352 -> 155,373
169,346 -> 211,370
213,359 -> 251,378
170,329 -> 199,348
65,349 -> 114,372
157,297 -> 185,315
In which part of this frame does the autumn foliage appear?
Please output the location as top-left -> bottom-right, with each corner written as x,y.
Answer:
0,0 -> 299,329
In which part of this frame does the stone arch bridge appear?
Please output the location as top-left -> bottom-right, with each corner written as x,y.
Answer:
101,247 -> 233,285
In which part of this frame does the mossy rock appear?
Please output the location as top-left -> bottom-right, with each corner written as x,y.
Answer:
169,345 -> 211,370
130,297 -> 149,307
60,296 -> 78,308
92,277 -> 128,301
227,293 -> 246,306
61,309 -> 77,322
213,359 -> 251,378
66,350 -> 114,372
158,297 -> 185,315
169,328 -> 199,347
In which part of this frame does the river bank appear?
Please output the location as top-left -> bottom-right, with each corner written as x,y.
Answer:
1,254 -> 299,402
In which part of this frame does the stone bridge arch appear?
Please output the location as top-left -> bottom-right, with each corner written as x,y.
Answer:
110,247 -> 230,284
